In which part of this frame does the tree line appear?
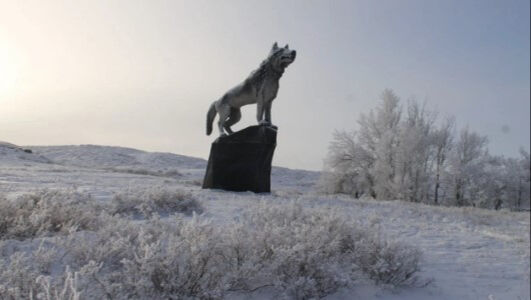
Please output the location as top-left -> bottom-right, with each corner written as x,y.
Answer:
321,89 -> 530,210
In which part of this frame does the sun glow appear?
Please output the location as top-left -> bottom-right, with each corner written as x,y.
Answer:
0,41 -> 20,94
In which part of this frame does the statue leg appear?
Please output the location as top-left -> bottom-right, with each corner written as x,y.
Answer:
256,102 -> 265,124
224,108 -> 241,134
217,105 -> 230,136
264,101 -> 272,125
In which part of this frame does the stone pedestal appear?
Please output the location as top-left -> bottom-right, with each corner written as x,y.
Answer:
202,125 -> 277,193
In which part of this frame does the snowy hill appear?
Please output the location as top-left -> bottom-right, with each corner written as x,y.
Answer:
0,143 -> 529,299
0,141 -> 51,164
31,145 -> 206,170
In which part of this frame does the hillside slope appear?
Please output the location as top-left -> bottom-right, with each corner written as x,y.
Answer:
0,143 -> 529,299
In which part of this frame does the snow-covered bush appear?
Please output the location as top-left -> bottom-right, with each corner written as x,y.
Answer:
0,200 -> 421,299
350,236 -> 421,285
0,256 -> 99,300
53,215 -> 230,299
0,252 -> 41,298
97,203 -> 420,299
118,217 -> 228,299
111,187 -> 203,217
232,202 -> 421,297
35,267 -> 83,300
0,241 -> 84,299
0,190 -> 102,240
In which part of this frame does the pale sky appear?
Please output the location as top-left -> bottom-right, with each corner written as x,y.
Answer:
0,0 -> 529,170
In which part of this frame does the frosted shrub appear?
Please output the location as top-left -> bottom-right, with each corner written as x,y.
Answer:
231,202 -> 421,298
109,202 -> 421,299
0,190 -> 102,240
0,257 -> 98,300
348,234 -> 421,286
111,187 -> 203,217
118,217 -> 228,299
33,261 -> 106,300
35,267 -> 82,300
231,203 -> 360,298
0,201 -> 421,299
63,216 -> 143,269
0,252 -> 40,298
56,215 -> 228,299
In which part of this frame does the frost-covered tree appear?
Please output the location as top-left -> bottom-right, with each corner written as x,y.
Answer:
505,149 -> 531,210
394,100 -> 435,202
472,152 -> 530,210
431,118 -> 454,205
444,127 -> 488,206
477,155 -> 506,209
358,89 -> 402,200
322,89 -> 529,210
517,149 -> 531,209
322,130 -> 374,197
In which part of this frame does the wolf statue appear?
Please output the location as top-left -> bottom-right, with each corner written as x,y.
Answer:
206,42 -> 296,136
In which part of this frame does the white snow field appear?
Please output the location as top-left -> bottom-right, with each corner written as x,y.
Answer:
0,142 -> 529,299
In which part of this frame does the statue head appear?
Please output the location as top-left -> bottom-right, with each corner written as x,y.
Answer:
268,42 -> 296,73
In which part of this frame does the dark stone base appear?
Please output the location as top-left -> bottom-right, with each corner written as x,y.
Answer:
202,125 -> 277,193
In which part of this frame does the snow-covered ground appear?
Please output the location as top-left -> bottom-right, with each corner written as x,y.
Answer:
0,142 -> 529,299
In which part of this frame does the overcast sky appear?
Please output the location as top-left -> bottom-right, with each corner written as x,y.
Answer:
0,0 -> 529,170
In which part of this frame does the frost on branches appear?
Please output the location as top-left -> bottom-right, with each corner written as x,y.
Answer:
321,89 -> 530,210
0,191 -> 421,299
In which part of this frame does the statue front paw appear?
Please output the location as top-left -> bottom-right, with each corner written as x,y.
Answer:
259,121 -> 277,129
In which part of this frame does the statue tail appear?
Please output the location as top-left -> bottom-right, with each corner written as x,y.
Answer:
206,102 -> 216,135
